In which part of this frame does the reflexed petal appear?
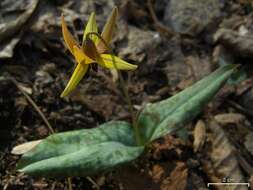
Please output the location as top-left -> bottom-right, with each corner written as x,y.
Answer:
98,54 -> 137,70
61,63 -> 89,97
83,39 -> 102,62
61,15 -> 79,55
83,12 -> 99,44
96,7 -> 118,53
73,45 -> 94,64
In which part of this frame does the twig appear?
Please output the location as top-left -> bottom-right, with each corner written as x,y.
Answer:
86,176 -> 100,190
147,0 -> 175,38
226,100 -> 253,117
67,178 -> 73,190
9,77 -> 54,134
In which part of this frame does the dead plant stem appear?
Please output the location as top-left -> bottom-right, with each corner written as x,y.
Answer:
10,77 -> 54,134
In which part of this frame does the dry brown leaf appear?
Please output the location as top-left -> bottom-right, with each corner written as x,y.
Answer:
160,162 -> 188,190
150,164 -> 165,183
202,120 -> 247,190
214,28 -> 253,58
15,97 -> 28,108
0,0 -> 39,58
235,78 -> 253,96
0,38 -> 20,58
214,113 -> 246,125
244,133 -> 253,156
185,56 -> 212,81
193,120 -> 206,152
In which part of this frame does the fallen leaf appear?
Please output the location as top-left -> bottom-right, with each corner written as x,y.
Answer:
150,164 -> 165,183
202,120 -> 247,190
214,113 -> 246,125
0,0 -> 39,58
214,28 -> 253,58
244,133 -> 253,156
193,120 -> 206,152
160,162 -> 188,190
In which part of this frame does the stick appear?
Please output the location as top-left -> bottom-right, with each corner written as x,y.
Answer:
10,77 -> 54,134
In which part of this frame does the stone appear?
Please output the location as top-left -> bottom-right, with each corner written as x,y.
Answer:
164,0 -> 223,36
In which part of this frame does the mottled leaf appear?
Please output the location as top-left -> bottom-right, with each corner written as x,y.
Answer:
19,142 -> 143,177
17,121 -> 141,177
138,65 -> 235,143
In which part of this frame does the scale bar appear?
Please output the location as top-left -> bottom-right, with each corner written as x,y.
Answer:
207,183 -> 250,187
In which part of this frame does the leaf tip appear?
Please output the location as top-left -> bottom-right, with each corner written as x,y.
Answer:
60,90 -> 68,98
112,6 -> 118,16
11,140 -> 42,155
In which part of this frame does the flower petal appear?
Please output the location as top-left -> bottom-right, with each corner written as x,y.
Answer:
98,54 -> 137,70
83,39 -> 102,62
61,46 -> 93,97
73,45 -> 94,64
61,15 -> 79,55
96,7 -> 118,53
61,63 -> 89,97
83,12 -> 99,44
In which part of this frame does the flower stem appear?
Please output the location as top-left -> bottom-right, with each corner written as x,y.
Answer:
87,32 -> 142,145
117,70 -> 142,145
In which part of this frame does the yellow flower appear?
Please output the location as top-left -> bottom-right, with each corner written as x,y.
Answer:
61,7 -> 137,97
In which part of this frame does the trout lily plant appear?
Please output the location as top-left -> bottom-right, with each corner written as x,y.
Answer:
12,7 -> 236,178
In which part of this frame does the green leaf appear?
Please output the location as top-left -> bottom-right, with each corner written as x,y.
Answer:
138,65 -> 235,143
17,121 -> 143,177
19,142 -> 143,177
